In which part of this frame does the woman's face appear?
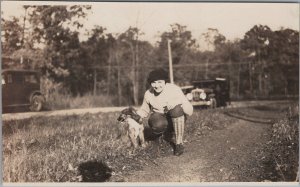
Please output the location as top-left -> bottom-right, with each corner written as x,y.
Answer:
151,80 -> 166,93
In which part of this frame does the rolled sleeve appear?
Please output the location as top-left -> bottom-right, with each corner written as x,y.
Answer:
136,92 -> 151,118
175,85 -> 193,116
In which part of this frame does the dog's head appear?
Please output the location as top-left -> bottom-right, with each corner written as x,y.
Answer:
117,113 -> 127,122
117,107 -> 140,123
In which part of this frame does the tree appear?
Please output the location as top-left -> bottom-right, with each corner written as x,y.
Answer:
81,26 -> 110,95
1,8 -> 46,70
1,16 -> 23,64
157,23 -> 196,65
201,28 -> 226,79
267,28 -> 299,95
156,23 -> 197,85
268,28 -> 299,65
241,25 -> 273,97
117,27 -> 142,105
201,28 -> 226,52
215,39 -> 245,98
25,5 -> 91,95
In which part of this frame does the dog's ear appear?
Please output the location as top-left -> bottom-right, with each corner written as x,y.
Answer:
128,106 -> 137,115
128,106 -> 133,111
117,113 -> 126,122
121,108 -> 130,115
117,115 -> 123,122
121,108 -> 127,113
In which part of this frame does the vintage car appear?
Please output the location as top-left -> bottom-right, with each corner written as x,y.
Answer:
181,78 -> 230,108
2,69 -> 45,112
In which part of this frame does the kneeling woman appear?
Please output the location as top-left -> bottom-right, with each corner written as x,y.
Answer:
136,68 -> 193,156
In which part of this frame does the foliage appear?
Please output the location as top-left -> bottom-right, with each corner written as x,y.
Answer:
241,25 -> 272,59
47,93 -> 115,110
1,17 -> 23,54
1,5 -> 298,104
270,104 -> 299,181
27,5 -> 91,44
269,28 -> 299,64
240,25 -> 299,97
156,23 -> 197,65
202,28 -> 226,51
25,5 -> 91,94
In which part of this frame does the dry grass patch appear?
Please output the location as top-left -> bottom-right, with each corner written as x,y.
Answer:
3,109 -> 237,182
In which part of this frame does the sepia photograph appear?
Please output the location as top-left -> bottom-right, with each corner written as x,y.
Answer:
1,0 -> 299,185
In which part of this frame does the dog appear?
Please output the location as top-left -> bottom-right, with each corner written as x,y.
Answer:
117,107 -> 146,153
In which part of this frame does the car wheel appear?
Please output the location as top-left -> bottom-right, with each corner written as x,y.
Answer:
30,95 -> 44,112
210,98 -> 217,109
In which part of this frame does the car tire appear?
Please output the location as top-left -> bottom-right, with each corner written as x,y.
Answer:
210,98 -> 217,109
30,95 -> 44,112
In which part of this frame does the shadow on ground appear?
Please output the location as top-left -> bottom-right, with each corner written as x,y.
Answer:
78,160 -> 112,182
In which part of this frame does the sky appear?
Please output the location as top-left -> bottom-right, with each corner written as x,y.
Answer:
1,1 -> 299,49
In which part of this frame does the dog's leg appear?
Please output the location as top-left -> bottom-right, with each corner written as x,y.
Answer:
138,128 -> 146,148
128,128 -> 138,154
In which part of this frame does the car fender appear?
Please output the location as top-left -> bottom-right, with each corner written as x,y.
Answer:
29,91 -> 45,103
208,93 -> 215,98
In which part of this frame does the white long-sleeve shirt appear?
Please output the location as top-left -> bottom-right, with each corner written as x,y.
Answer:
137,83 -> 193,118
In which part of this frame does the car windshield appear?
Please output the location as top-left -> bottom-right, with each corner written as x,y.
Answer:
24,74 -> 38,83
2,71 -> 39,84
13,74 -> 24,83
194,81 -> 215,89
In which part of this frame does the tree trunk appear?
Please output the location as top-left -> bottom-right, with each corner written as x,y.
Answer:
228,57 -> 232,99
249,61 -> 253,95
21,7 -> 28,47
258,58 -> 263,96
134,39 -> 139,105
130,40 -> 139,106
237,61 -> 241,99
93,69 -> 97,96
258,73 -> 262,95
107,47 -> 112,96
205,59 -> 209,79
116,50 -> 122,106
195,68 -> 199,80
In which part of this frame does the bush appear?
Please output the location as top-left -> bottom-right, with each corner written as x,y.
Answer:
271,104 -> 299,181
41,77 -> 117,110
45,92 -> 116,110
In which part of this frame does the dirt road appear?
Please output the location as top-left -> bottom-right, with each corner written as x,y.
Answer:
122,101 -> 300,183
124,118 -> 273,182
1,100 -> 291,121
2,106 -> 126,121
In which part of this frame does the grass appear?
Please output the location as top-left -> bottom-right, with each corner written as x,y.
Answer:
40,78 -> 119,110
2,108 -> 237,182
44,92 -> 117,110
270,103 -> 299,181
3,113 -> 125,182
3,102 -> 298,182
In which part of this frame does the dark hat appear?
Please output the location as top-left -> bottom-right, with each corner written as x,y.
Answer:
147,68 -> 169,84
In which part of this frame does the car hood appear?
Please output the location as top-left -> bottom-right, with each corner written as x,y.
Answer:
192,88 -> 213,93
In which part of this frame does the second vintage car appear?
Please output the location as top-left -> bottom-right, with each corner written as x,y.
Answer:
181,78 -> 230,108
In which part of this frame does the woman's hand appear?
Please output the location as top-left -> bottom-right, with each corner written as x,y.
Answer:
131,113 -> 143,124
166,101 -> 181,111
167,104 -> 184,118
